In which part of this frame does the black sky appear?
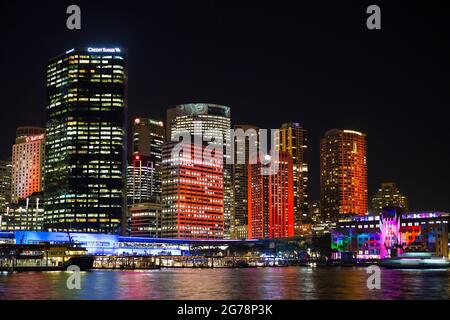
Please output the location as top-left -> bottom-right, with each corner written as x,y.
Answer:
1,0 -> 449,211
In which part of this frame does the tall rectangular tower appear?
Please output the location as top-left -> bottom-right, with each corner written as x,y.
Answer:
166,104 -> 232,238
44,47 -> 126,233
0,160 -> 12,212
11,127 -> 45,203
275,123 -> 308,233
320,129 -> 367,221
248,152 -> 294,239
128,118 -> 164,202
232,125 -> 259,239
161,139 -> 224,239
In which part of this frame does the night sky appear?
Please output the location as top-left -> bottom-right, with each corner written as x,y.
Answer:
1,0 -> 449,211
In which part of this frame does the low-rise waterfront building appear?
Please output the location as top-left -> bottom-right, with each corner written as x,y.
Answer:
130,202 -> 162,238
331,208 -> 449,260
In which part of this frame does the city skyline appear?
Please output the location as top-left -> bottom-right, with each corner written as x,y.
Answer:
1,1 -> 450,304
0,46 -> 442,213
1,1 -> 450,213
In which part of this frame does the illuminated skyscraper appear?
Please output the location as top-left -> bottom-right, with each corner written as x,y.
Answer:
132,118 -> 164,158
232,124 -> 259,239
161,139 -> 224,239
320,129 -> 368,221
128,118 -> 164,203
248,152 -> 294,239
166,104 -> 232,238
11,127 -> 45,203
127,155 -> 158,204
44,47 -> 126,233
0,160 -> 12,212
275,123 -> 308,234
371,182 -> 408,214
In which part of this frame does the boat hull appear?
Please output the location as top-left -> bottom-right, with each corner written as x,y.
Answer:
381,263 -> 450,269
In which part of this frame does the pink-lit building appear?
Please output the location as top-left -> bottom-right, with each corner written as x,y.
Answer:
332,208 -> 449,260
11,127 -> 45,203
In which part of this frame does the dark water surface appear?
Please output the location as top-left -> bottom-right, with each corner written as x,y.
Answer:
0,267 -> 449,300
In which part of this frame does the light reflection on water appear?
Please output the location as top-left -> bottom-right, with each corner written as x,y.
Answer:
0,267 -> 449,300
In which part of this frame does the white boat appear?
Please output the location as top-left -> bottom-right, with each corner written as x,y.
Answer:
380,252 -> 450,269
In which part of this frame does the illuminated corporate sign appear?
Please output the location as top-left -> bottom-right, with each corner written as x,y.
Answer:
25,134 -> 44,143
87,47 -> 121,53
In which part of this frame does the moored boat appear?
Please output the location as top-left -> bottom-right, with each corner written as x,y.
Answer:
380,252 -> 450,269
0,243 -> 94,272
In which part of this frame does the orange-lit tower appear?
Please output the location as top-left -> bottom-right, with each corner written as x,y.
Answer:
248,152 -> 294,239
320,129 -> 367,221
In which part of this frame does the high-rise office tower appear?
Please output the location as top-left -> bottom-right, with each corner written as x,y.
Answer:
132,118 -> 164,158
275,123 -> 308,234
166,103 -> 232,238
320,129 -> 368,221
161,139 -> 224,239
127,155 -> 158,204
44,47 -> 126,233
232,124 -> 259,239
371,182 -> 408,214
248,152 -> 294,239
11,127 -> 45,203
0,160 -> 12,212
128,118 -> 164,203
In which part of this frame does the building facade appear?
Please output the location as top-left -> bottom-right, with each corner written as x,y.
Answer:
161,139 -> 224,239
0,160 -> 12,212
331,209 -> 449,260
166,104 -> 232,238
130,202 -> 162,238
371,182 -> 408,214
0,192 -> 44,231
44,47 -> 126,234
232,124 -> 259,239
248,152 -> 294,239
131,117 -> 164,199
11,127 -> 45,203
127,155 -> 158,205
275,123 -> 308,234
320,129 -> 368,221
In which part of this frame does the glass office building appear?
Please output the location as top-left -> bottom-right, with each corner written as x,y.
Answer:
44,47 -> 127,234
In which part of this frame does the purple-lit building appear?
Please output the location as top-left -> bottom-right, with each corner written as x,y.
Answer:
331,209 -> 449,260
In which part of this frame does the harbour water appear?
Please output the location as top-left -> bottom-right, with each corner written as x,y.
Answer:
0,267 -> 449,300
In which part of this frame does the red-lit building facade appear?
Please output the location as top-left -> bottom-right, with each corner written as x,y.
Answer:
248,152 -> 294,239
161,139 -> 224,239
